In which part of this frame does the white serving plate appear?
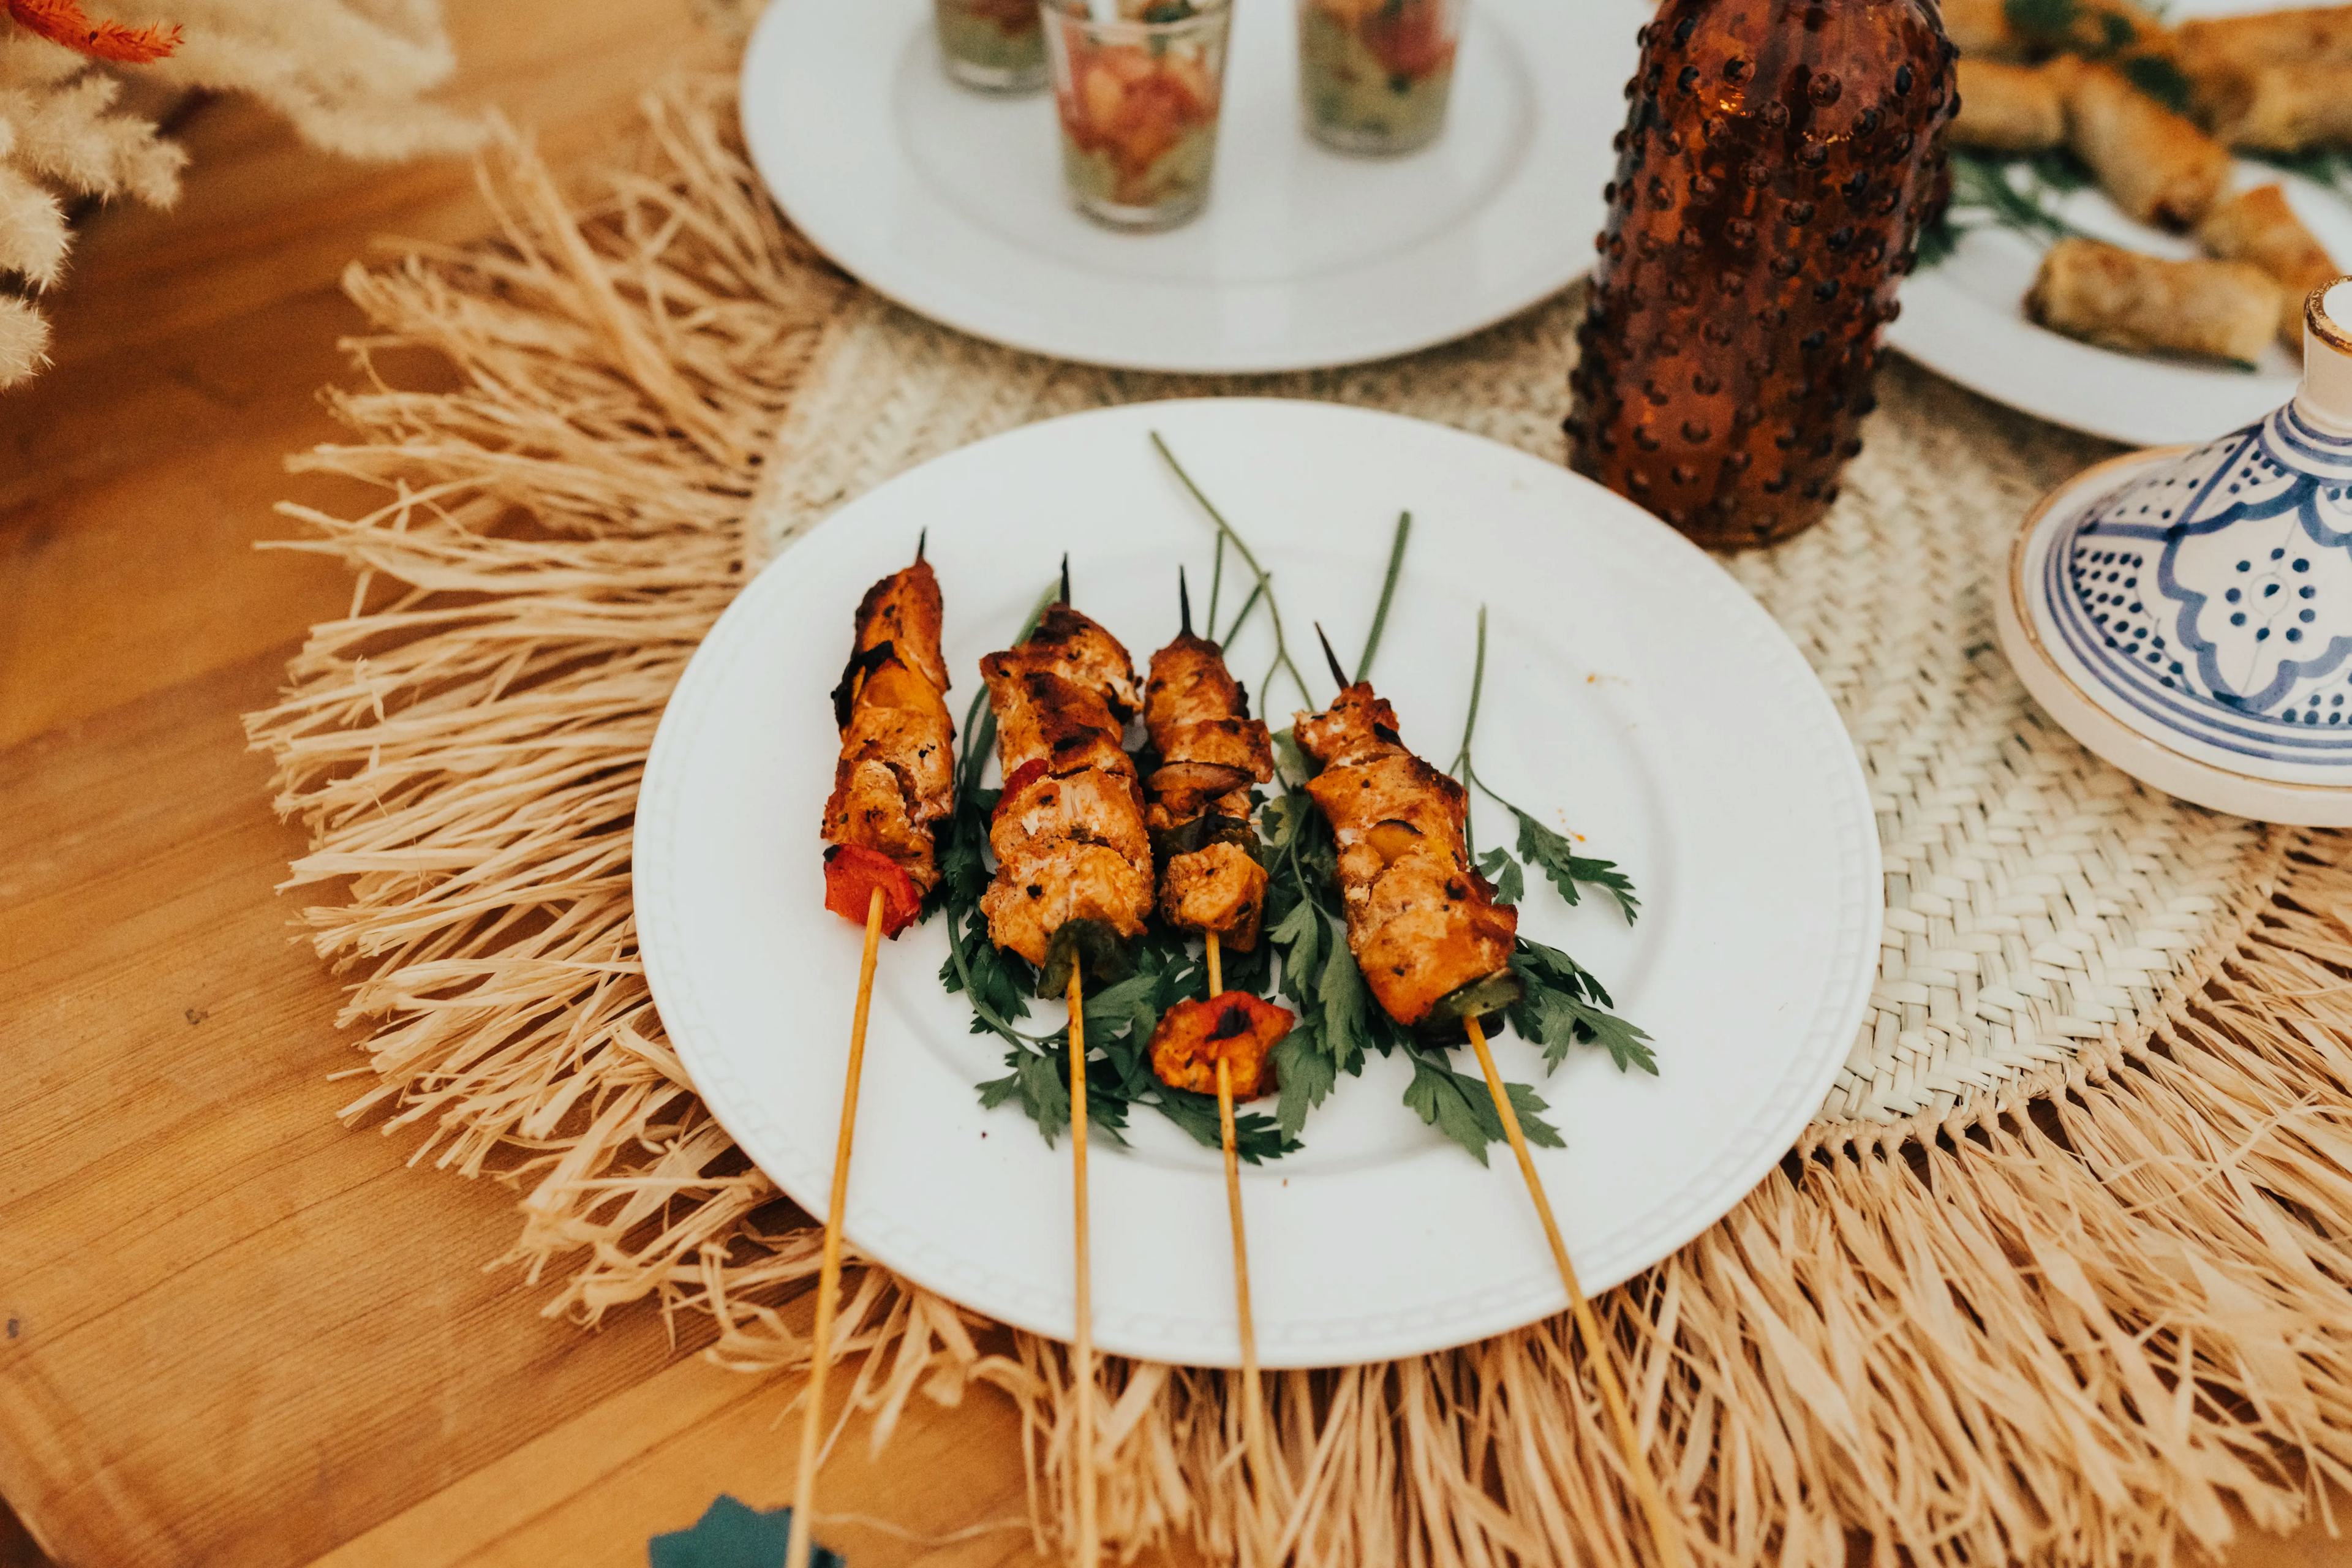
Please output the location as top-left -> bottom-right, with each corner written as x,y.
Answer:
736,0 -> 1644,373
1891,0 -> 2352,448
635,399 -> 1881,1368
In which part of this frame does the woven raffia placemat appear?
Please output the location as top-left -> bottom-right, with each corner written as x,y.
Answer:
246,75 -> 2352,1567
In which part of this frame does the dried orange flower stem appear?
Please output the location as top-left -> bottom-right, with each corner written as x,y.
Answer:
6,0 -> 183,63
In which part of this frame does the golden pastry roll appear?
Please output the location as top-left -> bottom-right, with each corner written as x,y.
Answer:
2064,62 -> 2231,228
2198,183 -> 2339,345
2199,61 -> 2352,150
2174,5 -> 2352,72
1952,58 -> 2071,151
1940,0 -> 2025,56
1944,0 -> 2165,56
2027,238 -> 2283,364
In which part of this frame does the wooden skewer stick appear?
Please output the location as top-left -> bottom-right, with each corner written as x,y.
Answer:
1461,1013 -> 1684,1568
1205,940 -> 1267,1451
1066,962 -> 1100,1568
784,884 -> 888,1568
1207,933 -> 1276,1561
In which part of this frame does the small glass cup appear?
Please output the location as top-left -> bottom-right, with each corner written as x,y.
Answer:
1042,0 -> 1235,231
935,0 -> 1047,94
1297,0 -> 1464,156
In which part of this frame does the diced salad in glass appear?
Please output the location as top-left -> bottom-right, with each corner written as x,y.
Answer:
1297,0 -> 1463,156
935,0 -> 1047,94
1045,0 -> 1234,229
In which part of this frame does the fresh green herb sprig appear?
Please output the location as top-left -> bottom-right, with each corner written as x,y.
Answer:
1433,607 -> 1656,1081
1509,937 -> 1657,1076
2002,0 -> 2157,57
1152,431 -> 1320,717
2119,53 -> 2193,113
1445,608 -> 1641,924
968,919 -> 1294,1163
1917,147 -> 2095,271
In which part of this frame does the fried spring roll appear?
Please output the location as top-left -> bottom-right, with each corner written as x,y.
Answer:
822,559 -> 954,930
1943,0 -> 2165,57
2065,62 -> 2231,228
1142,631 -> 1275,949
978,605 -> 1153,969
1940,0 -> 2027,58
1953,58 -> 2072,151
2200,61 -> 2352,151
2027,237 -> 2282,364
2198,184 -> 2338,346
1295,683 -> 1517,1031
2174,5 -> 2352,73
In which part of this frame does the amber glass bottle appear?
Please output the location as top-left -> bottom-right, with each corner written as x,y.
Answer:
1567,0 -> 1955,548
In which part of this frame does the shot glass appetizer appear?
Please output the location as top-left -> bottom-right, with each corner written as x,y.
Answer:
1297,0 -> 1464,156
1044,0 -> 1235,230
935,0 -> 1047,94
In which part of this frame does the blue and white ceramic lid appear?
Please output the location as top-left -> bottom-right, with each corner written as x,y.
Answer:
1998,277 -> 2352,824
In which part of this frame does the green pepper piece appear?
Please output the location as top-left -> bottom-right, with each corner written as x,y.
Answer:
1418,968 -> 1526,1041
1038,918 -> 1134,997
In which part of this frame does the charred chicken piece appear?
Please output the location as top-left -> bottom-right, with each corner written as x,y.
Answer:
821,557 -> 954,932
1001,603 -> 1144,722
1148,992 -> 1293,1100
1142,631 -> 1275,948
977,603 -> 1154,973
847,562 -> 952,695
1295,682 -> 1518,1030
982,668 -> 1139,783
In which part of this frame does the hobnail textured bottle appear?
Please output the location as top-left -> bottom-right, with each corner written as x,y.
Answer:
1567,0 -> 1956,548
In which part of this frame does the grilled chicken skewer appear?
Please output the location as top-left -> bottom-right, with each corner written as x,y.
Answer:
1294,659 -> 1521,1035
977,565 -> 1149,1568
791,541 -> 954,1568
1142,569 -> 1276,960
1292,636 -> 1686,1568
1139,575 -> 1291,1548
820,543 -> 955,924
978,582 -> 1152,977
1141,576 -> 1287,1102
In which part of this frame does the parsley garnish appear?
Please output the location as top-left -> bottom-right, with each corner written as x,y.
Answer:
1403,1052 -> 1566,1165
2119,53 -> 2192,113
1508,938 -> 1657,1076
939,585 -> 1294,1161
1916,148 -> 2097,273
943,446 -> 1653,1167
1512,810 -> 1639,924
2003,0 -> 2081,39
1443,606 -> 1641,924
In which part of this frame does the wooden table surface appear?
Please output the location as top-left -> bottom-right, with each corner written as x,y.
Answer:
0,4 -> 2345,1565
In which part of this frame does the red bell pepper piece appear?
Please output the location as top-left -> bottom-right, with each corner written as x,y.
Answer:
822,844 -> 922,937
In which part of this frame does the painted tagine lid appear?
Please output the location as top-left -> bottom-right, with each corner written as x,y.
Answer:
1997,277 -> 2352,825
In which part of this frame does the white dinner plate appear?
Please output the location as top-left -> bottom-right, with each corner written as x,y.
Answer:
635,399 -> 1882,1368
1890,0 -> 2352,448
736,0 -> 1643,373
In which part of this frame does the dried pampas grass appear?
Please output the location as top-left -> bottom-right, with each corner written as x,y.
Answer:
0,0 -> 482,388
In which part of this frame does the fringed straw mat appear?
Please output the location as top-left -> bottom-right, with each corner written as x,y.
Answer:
246,77 -> 2352,1568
